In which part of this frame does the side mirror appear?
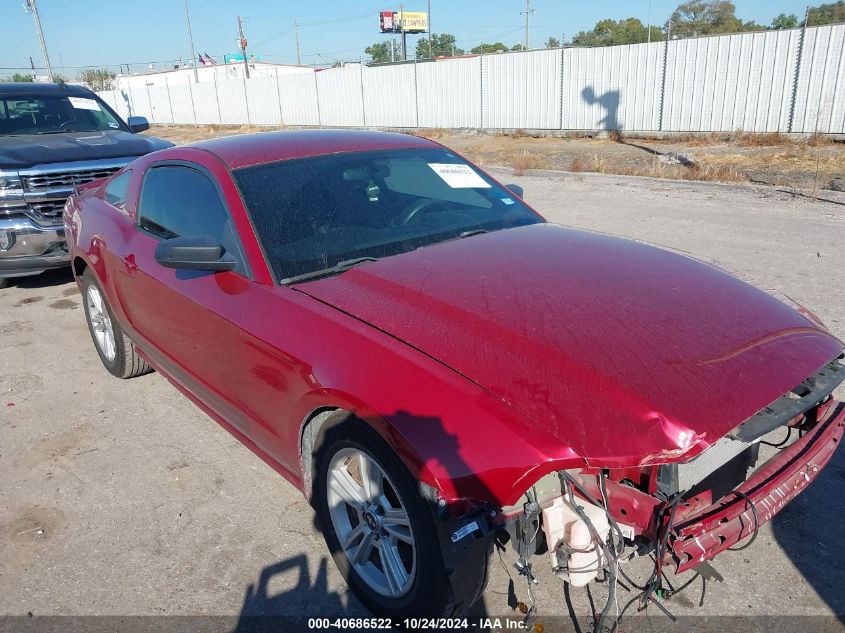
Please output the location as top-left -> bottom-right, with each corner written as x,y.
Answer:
154,235 -> 236,272
505,183 -> 524,199
127,116 -> 150,133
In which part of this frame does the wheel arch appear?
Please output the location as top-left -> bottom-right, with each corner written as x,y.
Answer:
298,404 -> 440,504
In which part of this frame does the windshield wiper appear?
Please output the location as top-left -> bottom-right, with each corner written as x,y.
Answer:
459,229 -> 488,239
282,256 -> 379,285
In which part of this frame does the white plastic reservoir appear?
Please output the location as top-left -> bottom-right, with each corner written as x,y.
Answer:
541,495 -> 610,586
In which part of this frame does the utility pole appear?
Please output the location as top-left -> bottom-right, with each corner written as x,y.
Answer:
522,0 -> 535,50
184,0 -> 199,82
237,15 -> 250,78
399,4 -> 407,61
23,0 -> 53,81
427,0 -> 432,58
294,21 -> 301,66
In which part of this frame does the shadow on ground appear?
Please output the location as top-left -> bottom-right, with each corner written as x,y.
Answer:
772,433 -> 845,620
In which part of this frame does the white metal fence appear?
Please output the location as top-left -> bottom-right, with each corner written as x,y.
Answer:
97,24 -> 845,135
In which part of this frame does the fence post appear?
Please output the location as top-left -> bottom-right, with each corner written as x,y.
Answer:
414,57 -> 420,128
559,45 -> 565,130
145,82 -> 154,123
360,63 -> 367,128
275,67 -> 284,126
165,76 -> 175,124
186,74 -> 197,125
787,8 -> 810,133
479,52 -> 484,130
213,73 -> 222,124
314,72 -> 322,127
242,75 -> 251,125
658,21 -> 671,132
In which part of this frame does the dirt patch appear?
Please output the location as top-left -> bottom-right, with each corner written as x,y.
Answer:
15,296 -> 43,306
3,506 -> 65,541
0,320 -> 32,335
0,372 -> 44,405
62,287 -> 79,297
48,299 -> 79,310
145,125 -> 843,191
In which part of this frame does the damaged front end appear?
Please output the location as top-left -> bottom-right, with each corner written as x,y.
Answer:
468,353 -> 845,628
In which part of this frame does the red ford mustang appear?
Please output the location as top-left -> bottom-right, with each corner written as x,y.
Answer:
65,130 -> 845,621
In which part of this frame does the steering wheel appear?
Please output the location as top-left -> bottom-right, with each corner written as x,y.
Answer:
57,121 -> 76,130
394,198 -> 444,226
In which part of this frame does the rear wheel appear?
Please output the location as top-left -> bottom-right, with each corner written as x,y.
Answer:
314,421 -> 464,617
81,269 -> 151,379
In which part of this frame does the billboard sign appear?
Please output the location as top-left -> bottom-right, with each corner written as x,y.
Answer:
379,10 -> 428,33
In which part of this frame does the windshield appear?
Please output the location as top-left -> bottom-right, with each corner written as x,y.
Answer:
0,94 -> 125,135
233,148 -> 543,283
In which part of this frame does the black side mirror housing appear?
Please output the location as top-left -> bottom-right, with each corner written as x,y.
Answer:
127,116 -> 150,133
505,183 -> 524,199
154,235 -> 236,272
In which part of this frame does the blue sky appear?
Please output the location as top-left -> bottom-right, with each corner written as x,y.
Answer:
2,0 -> 813,75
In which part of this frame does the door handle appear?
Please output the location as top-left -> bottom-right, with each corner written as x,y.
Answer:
121,253 -> 138,274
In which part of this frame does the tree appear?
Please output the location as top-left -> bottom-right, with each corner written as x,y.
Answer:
668,1 -> 764,37
1,73 -> 35,82
510,43 -> 525,51
545,36 -> 561,48
572,17 -> 664,47
770,13 -> 799,29
79,68 -> 116,91
808,1 -> 845,25
470,42 -> 509,54
365,41 -> 393,64
415,33 -> 464,59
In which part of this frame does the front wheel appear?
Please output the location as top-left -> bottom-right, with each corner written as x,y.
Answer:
81,269 -> 151,379
314,421 -> 472,618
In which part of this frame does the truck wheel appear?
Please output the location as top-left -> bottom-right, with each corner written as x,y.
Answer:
314,421 -> 473,618
81,269 -> 151,379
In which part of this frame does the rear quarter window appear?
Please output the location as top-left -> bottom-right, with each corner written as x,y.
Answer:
104,171 -> 132,209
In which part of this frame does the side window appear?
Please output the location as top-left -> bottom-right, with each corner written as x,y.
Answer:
104,171 -> 131,209
137,165 -> 247,275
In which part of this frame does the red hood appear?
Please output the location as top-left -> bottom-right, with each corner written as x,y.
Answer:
296,223 -> 843,466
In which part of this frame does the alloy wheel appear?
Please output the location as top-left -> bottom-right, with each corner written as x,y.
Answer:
326,447 -> 416,598
86,285 -> 116,362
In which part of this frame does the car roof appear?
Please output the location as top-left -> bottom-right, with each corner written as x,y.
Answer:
0,82 -> 95,96
187,129 -> 441,169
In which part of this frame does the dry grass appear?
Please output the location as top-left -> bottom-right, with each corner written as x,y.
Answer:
608,129 -> 625,143
697,147 -> 845,174
412,127 -> 449,139
569,153 -> 748,183
495,129 -> 533,139
504,150 -> 552,174
660,130 -> 835,148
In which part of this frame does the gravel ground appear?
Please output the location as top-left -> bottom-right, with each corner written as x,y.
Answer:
1,171 -> 844,631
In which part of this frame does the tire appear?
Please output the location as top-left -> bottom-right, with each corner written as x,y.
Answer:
313,420 -> 471,618
0,278 -> 8,289
81,269 -> 152,379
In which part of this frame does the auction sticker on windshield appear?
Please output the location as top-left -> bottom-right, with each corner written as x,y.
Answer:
68,97 -> 101,111
428,163 -> 491,188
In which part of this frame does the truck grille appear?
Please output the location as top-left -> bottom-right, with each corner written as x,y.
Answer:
22,167 -> 120,192
27,201 -> 66,224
